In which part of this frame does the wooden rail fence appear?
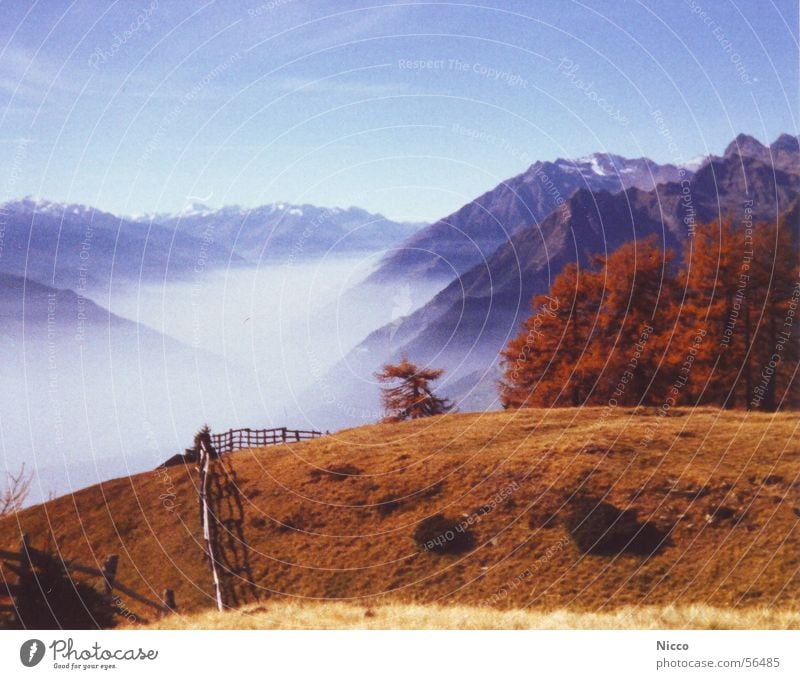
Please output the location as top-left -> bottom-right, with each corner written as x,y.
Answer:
211,427 -> 324,455
0,534 -> 175,618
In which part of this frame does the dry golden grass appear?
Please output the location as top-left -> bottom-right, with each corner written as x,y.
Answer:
2,407 -> 798,627
140,601 -> 800,630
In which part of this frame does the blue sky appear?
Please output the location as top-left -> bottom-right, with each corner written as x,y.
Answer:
0,0 -> 796,221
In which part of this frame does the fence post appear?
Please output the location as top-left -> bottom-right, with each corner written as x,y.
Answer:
18,534 -> 32,576
163,588 -> 177,613
281,427 -> 287,443
102,555 -> 119,596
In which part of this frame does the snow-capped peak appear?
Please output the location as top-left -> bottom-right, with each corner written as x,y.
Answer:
682,155 -> 708,172
1,196 -> 101,219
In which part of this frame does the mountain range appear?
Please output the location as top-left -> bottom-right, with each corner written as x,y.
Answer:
365,151 -> 690,286
0,198 -> 424,294
134,202 -> 425,262
0,198 -> 241,293
301,133 -> 799,425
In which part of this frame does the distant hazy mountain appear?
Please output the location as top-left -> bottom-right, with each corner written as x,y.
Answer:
365,152 -> 689,285
0,272 -> 267,501
136,202 -> 426,261
300,134 -> 799,426
0,197 -> 241,292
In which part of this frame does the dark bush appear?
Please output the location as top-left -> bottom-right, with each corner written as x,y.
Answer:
8,549 -> 117,629
324,464 -> 362,480
375,494 -> 402,517
277,511 -> 307,532
528,506 -> 557,529
413,513 -> 476,555
567,498 -> 669,557
250,515 -> 267,529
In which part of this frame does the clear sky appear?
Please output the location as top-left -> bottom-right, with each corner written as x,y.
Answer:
0,0 -> 797,221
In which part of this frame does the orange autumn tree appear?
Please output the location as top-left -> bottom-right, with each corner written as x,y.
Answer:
376,358 -> 453,422
747,215 -> 799,410
672,215 -> 798,410
588,237 -> 678,406
500,237 -> 677,408
499,262 -> 599,407
671,217 -> 749,407
501,218 -> 798,412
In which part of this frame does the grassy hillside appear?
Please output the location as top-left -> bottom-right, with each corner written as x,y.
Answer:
2,408 -> 798,627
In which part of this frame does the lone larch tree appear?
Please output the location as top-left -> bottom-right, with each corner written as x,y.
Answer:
376,358 -> 453,422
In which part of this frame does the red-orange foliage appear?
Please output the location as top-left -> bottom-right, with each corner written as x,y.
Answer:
501,219 -> 799,411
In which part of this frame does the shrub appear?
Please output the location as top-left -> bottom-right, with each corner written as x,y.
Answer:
413,514 -> 476,555
567,498 -> 669,557
324,464 -> 362,480
375,494 -> 402,517
8,549 -> 118,629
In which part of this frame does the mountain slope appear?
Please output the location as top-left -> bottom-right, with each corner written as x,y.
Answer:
2,408 -> 797,623
366,153 -> 689,285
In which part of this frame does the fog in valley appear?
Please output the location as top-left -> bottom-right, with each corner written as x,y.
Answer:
0,254 -> 445,502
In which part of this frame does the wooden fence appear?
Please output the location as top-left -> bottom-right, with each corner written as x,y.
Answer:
0,534 -> 175,619
211,427 -> 324,455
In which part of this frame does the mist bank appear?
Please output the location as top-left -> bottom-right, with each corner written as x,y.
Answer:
1,256 -> 446,501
